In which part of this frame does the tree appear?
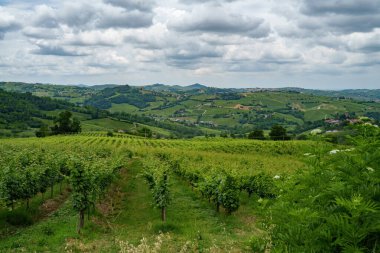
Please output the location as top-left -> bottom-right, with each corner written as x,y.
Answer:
69,158 -> 93,233
152,170 -> 171,222
51,111 -> 81,135
269,124 -> 290,141
138,127 -> 152,138
219,175 -> 240,214
220,132 -> 228,138
35,124 -> 50,138
248,129 -> 265,140
199,174 -> 223,212
0,166 -> 24,210
71,117 -> 81,133
199,173 -> 240,214
143,158 -> 171,222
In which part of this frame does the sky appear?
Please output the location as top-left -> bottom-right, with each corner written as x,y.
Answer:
0,0 -> 379,89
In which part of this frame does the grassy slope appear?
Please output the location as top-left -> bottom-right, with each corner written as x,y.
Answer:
81,118 -> 172,136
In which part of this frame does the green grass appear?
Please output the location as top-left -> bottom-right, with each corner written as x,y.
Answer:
107,160 -> 257,250
0,159 -> 261,252
81,118 -> 171,136
0,135 -> 335,252
81,118 -> 135,132
0,183 -> 74,252
109,103 -> 140,113
44,110 -> 92,121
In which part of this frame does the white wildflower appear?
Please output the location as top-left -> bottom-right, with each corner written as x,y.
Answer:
329,149 -> 340,154
311,129 -> 322,135
273,175 -> 281,179
367,167 -> 374,172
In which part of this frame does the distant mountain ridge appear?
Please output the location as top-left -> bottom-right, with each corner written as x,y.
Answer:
143,83 -> 209,92
2,81 -> 379,100
278,87 -> 380,102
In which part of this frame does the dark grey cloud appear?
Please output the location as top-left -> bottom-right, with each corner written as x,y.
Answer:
32,5 -> 60,28
358,43 -> 380,53
30,3 -> 154,30
59,4 -> 99,29
22,27 -> 59,39
302,0 -> 380,16
224,49 -> 302,73
0,15 -> 21,39
346,33 -> 380,53
258,52 -> 302,65
299,0 -> 380,34
166,42 -> 223,69
180,0 -> 237,3
32,44 -> 89,56
124,35 -> 162,49
226,60 -> 274,72
170,10 -> 270,38
350,58 -> 380,67
104,0 -> 155,11
298,14 -> 380,34
97,10 -> 153,29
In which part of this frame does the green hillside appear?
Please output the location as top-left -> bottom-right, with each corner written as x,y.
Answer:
96,87 -> 380,134
0,82 -> 98,104
281,87 -> 380,101
2,82 -> 380,137
0,89 -> 188,138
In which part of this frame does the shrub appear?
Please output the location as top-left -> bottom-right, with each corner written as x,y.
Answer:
266,125 -> 380,252
6,210 -> 33,226
249,236 -> 268,253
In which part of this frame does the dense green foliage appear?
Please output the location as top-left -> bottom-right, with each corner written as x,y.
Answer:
264,125 -> 380,252
84,85 -> 157,109
0,89 -> 71,133
248,129 -> 265,140
143,156 -> 171,221
0,142 -> 128,234
51,111 -> 81,135
269,124 -> 290,140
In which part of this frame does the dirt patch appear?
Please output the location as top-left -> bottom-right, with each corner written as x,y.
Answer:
96,178 -> 126,217
291,102 -> 305,112
241,215 -> 256,225
38,188 -> 70,220
234,104 -> 253,110
96,186 -> 124,217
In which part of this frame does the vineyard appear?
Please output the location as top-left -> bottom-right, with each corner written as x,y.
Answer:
0,127 -> 379,252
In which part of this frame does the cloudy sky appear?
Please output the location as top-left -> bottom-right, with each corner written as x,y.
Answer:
0,0 -> 379,89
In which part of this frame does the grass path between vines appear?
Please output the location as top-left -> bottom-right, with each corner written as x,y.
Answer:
94,159 -> 261,252
0,159 -> 262,252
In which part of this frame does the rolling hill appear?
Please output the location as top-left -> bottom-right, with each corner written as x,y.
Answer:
0,88 -> 205,138
1,82 -> 380,138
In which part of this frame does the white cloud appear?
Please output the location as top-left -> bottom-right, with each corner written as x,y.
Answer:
0,0 -> 379,88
